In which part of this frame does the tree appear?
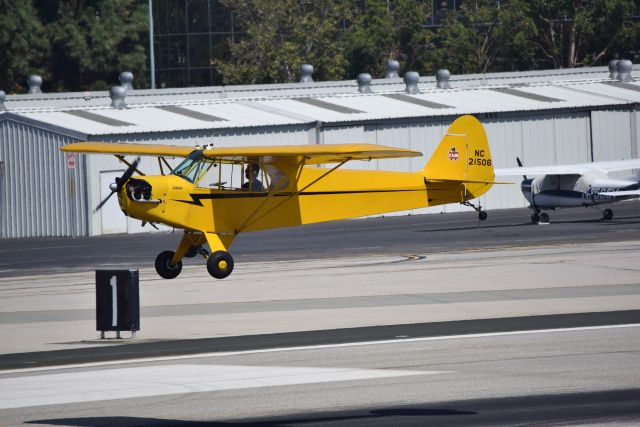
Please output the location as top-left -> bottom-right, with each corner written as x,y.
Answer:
435,0 -> 538,74
344,0 -> 397,78
0,1 -> 50,93
532,0 -> 639,68
44,0 -> 149,91
215,0 -> 353,84
389,0 -> 437,75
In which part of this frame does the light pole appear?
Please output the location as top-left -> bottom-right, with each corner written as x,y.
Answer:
148,0 -> 156,89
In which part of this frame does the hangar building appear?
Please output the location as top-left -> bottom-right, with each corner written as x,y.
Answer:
1,65 -> 639,238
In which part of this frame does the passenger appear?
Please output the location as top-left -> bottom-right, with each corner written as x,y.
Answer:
242,163 -> 264,192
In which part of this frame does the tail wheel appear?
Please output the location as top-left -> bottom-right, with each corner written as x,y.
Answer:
539,212 -> 550,224
478,211 -> 488,221
207,251 -> 234,279
155,250 -> 182,279
603,209 -> 613,221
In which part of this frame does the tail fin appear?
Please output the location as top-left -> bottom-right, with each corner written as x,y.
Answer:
422,115 -> 495,200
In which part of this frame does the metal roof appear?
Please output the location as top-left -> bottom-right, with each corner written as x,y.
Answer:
3,71 -> 640,137
4,64 -> 638,110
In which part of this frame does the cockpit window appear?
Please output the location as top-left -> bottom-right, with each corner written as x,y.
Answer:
172,150 -> 214,184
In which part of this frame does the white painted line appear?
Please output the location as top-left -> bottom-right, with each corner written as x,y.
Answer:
2,323 -> 639,375
0,364 -> 446,410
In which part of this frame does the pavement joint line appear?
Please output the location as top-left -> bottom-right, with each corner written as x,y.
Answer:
2,323 -> 639,376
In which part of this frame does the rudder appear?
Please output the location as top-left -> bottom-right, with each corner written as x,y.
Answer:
422,115 -> 494,200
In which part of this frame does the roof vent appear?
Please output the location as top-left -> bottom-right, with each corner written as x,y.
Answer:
404,71 -> 420,94
119,71 -> 134,91
110,85 -> 127,109
27,75 -> 43,94
436,69 -> 452,89
609,59 -> 619,79
357,73 -> 372,93
0,90 -> 6,111
299,64 -> 314,83
617,59 -> 633,82
385,60 -> 400,78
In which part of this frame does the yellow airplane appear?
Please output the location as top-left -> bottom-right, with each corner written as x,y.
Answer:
61,115 -> 496,279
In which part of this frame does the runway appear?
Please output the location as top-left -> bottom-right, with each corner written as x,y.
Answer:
1,324 -> 639,426
1,203 -> 640,425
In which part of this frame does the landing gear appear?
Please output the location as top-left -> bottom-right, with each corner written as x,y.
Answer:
184,245 -> 210,258
602,208 -> 613,221
462,201 -> 488,221
539,212 -> 550,224
531,212 -> 540,224
207,251 -> 234,279
155,250 -> 183,279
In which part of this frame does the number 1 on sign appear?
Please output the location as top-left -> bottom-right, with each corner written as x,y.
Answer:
110,276 -> 118,327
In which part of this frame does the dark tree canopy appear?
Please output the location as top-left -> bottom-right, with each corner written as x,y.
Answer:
0,0 -> 638,92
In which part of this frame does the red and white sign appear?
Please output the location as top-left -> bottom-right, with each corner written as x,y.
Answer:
66,153 -> 76,169
448,147 -> 459,161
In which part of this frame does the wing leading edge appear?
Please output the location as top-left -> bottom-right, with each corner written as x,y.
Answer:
61,142 -> 422,164
495,158 -> 640,177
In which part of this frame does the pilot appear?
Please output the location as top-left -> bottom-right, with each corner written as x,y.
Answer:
242,163 -> 264,192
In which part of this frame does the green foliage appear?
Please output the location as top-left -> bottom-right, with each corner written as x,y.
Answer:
0,1 -> 50,93
45,0 -> 150,91
215,0 -> 353,84
1,0 -> 639,90
531,0 -> 640,68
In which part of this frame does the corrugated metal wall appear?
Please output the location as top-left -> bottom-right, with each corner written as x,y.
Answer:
0,119 -> 87,238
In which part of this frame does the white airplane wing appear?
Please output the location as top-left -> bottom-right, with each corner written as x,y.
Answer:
599,190 -> 640,197
495,158 -> 640,177
494,165 -> 587,176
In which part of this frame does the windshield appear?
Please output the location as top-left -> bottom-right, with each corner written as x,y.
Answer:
172,150 -> 214,184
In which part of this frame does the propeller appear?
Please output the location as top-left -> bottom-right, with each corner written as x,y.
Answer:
94,157 -> 140,212
516,157 -> 527,180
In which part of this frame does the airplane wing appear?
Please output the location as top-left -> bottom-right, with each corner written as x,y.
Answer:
60,142 -> 421,165
495,158 -> 640,176
60,142 -> 195,157
201,143 -> 422,165
599,190 -> 640,197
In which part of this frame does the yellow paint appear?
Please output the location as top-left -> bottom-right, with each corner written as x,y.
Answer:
218,260 -> 228,269
62,115 -> 497,276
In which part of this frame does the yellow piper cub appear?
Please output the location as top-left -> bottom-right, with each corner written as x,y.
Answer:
61,115 -> 496,279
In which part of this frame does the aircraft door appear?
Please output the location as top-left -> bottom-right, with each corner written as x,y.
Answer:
100,171 -> 128,234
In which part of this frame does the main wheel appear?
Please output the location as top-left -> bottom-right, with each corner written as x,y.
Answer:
539,212 -> 550,223
155,250 -> 182,279
207,251 -> 234,279
478,211 -> 488,221
603,208 -> 613,220
531,213 -> 540,224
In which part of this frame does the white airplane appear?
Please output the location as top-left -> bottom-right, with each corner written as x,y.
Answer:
495,158 -> 640,223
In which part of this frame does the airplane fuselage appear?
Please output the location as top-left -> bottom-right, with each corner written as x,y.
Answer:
522,171 -> 640,208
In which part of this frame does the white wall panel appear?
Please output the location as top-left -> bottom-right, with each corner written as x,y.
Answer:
553,113 -> 591,164
591,110 -> 632,161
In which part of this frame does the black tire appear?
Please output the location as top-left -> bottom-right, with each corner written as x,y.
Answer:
531,213 -> 540,224
539,212 -> 550,223
478,211 -> 488,221
155,250 -> 182,279
207,251 -> 234,279
603,208 -> 613,220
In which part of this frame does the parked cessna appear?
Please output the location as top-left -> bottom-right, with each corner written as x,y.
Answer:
495,158 -> 640,223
